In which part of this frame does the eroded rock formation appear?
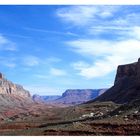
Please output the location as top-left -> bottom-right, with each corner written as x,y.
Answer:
93,58 -> 140,104
0,72 -> 34,111
0,73 -> 31,98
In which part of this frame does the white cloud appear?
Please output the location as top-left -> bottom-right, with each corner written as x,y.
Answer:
0,35 -> 8,44
0,57 -> 16,68
111,13 -> 140,27
57,6 -> 140,38
57,6 -> 140,79
67,39 -> 111,56
88,26 -> 131,35
57,6 -> 120,26
34,74 -> 49,79
46,57 -> 62,63
50,68 -> 67,76
72,61 -> 91,70
68,38 -> 140,79
24,27 -> 78,37
22,55 -> 40,67
0,34 -> 17,51
129,26 -> 140,40
88,26 -> 140,39
4,63 -> 16,68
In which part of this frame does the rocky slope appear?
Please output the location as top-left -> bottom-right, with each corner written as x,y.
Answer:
93,58 -> 140,104
0,73 -> 34,110
50,89 -> 107,105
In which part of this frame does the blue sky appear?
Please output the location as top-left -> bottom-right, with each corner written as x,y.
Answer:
0,5 -> 140,95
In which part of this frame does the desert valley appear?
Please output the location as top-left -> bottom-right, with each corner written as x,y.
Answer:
0,5 -> 140,136
0,59 -> 140,135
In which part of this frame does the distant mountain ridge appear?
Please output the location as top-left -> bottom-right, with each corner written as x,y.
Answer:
33,89 -> 107,105
49,89 -> 107,105
32,94 -> 61,103
92,58 -> 140,104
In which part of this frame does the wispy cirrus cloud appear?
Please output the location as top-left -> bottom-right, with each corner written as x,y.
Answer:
0,57 -> 17,68
0,34 -> 17,68
45,57 -> 62,64
4,62 -> 16,68
24,27 -> 79,37
57,6 -> 140,37
0,34 -> 17,51
3,33 -> 32,39
56,5 -> 121,26
68,38 -> 140,79
34,74 -> 49,79
22,55 -> 40,67
0,34 -> 18,69
50,68 -> 67,76
56,6 -> 140,79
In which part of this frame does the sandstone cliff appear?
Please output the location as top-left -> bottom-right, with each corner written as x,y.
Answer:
0,73 -> 33,108
0,73 -> 30,98
93,58 -> 140,104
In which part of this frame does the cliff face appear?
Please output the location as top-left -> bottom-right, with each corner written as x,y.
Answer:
114,62 -> 137,84
52,89 -> 107,105
0,73 -> 31,98
94,58 -> 140,104
0,73 -> 33,109
62,89 -> 93,98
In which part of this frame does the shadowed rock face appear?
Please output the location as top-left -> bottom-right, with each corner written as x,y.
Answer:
114,62 -> 137,84
93,58 -> 140,104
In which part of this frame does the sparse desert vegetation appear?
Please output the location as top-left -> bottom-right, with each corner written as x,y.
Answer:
0,101 -> 140,136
